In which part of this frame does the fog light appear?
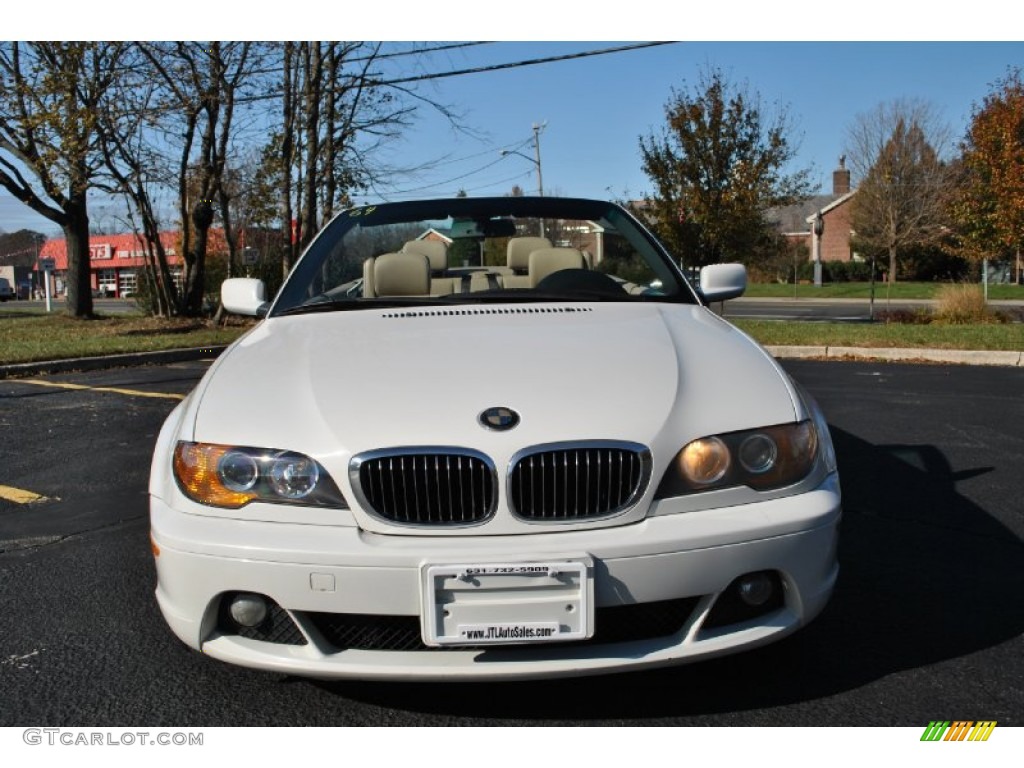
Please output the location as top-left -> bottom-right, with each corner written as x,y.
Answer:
228,593 -> 268,628
737,572 -> 775,606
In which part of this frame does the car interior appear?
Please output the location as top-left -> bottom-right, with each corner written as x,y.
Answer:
361,236 -> 649,298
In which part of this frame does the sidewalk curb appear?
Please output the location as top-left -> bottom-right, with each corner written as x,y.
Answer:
764,346 -> 1023,367
0,345 -> 229,379
2,343 -> 1021,379
736,297 -> 1024,307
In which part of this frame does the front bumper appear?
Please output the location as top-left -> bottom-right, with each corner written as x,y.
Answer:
150,474 -> 840,681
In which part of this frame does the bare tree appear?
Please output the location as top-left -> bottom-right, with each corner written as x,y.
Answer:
270,42 -> 439,278
130,41 -> 265,315
0,42 -> 125,317
96,46 -> 181,316
845,100 -> 952,284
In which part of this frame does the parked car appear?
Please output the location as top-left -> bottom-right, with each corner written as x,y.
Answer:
149,196 -> 840,681
0,277 -> 14,301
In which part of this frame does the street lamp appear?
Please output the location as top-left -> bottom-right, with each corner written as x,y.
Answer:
811,211 -> 824,287
500,122 -> 545,196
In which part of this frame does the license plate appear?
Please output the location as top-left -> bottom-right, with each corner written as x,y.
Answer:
421,560 -> 593,647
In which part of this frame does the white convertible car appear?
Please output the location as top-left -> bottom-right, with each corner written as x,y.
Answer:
149,197 -> 840,680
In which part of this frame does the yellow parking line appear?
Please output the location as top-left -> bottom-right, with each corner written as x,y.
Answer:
0,485 -> 47,504
18,379 -> 185,401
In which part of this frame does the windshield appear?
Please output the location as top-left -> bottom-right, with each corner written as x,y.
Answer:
271,197 -> 699,316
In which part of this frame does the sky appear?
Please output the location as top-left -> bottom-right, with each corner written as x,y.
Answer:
2,9 -> 1022,238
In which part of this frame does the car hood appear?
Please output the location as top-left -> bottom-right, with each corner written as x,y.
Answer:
191,303 -> 799,466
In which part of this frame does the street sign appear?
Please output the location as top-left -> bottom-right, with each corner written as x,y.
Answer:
39,258 -> 55,271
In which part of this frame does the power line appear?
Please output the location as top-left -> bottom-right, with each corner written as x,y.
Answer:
358,41 -> 494,62
233,42 -> 679,104
369,169 -> 535,202
376,42 -> 678,87
397,135 -> 536,178
222,41 -> 497,79
376,136 -> 536,196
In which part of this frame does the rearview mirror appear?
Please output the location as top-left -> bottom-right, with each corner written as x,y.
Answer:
222,278 -> 268,317
699,263 -> 747,303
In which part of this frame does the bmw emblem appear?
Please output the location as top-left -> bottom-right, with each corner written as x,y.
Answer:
479,407 -> 520,431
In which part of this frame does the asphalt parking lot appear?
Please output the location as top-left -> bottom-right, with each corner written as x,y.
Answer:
1,359 -> 1022,726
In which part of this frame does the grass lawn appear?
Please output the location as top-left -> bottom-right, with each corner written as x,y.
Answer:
1,307 -> 1020,367
0,310 -> 252,365
733,318 -> 1024,351
744,282 -> 1024,301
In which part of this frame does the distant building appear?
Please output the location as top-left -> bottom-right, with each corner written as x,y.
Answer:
0,264 -> 32,299
768,157 -> 858,263
35,230 -> 232,298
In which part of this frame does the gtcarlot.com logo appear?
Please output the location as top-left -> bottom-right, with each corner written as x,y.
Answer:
920,721 -> 997,742
23,729 -> 203,747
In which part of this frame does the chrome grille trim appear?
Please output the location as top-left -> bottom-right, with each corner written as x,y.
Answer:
349,447 -> 498,527
507,441 -> 652,522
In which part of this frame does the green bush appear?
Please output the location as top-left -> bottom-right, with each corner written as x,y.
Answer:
785,260 -> 880,284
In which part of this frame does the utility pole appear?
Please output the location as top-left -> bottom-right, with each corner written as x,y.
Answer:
502,122 -> 546,197
532,122 -> 544,197
501,122 -> 548,236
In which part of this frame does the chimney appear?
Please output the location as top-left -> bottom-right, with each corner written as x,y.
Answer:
833,155 -> 851,196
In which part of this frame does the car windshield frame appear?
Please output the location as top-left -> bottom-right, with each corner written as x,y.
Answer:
270,196 -> 701,317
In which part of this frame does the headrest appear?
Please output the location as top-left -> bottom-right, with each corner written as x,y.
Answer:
401,239 -> 448,272
373,252 -> 430,296
528,247 -> 586,287
506,236 -> 552,272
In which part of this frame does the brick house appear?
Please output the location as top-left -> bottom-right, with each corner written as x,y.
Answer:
770,157 -> 858,264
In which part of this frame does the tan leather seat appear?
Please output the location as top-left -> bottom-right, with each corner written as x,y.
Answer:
507,236 -> 552,273
504,236 -> 551,288
528,247 -> 586,287
362,257 -> 377,297
401,240 -> 448,274
373,252 -> 430,296
401,239 -> 464,295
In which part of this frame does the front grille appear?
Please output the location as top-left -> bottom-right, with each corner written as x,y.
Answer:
306,598 -> 698,652
351,449 -> 497,525
509,442 -> 651,521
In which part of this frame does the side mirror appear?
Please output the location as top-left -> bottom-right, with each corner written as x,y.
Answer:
699,263 -> 747,303
221,278 -> 268,317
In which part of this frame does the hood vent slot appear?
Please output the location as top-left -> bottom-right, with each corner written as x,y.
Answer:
382,306 -> 593,319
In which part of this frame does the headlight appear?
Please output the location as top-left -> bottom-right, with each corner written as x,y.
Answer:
173,441 -> 348,509
656,421 -> 818,498
678,437 -> 731,485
